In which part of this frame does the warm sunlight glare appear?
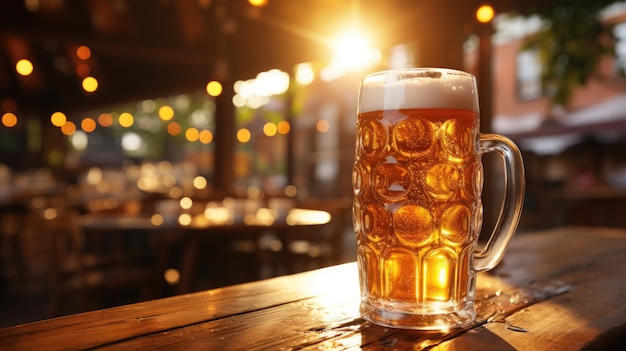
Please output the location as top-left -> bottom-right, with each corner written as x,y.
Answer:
332,31 -> 378,69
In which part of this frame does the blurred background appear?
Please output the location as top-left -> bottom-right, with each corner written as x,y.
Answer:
1,0 -> 625,326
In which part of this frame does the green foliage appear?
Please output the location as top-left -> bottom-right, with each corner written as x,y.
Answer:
521,0 -> 619,106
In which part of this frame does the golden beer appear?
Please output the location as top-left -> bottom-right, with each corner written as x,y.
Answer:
354,68 -> 524,330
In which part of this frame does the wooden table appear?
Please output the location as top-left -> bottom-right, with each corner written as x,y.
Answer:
2,226 -> 625,350
80,208 -> 332,294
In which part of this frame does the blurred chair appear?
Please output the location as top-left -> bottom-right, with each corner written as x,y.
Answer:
280,198 -> 352,274
37,205 -> 157,316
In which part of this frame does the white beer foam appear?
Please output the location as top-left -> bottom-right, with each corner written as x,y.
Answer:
359,69 -> 479,113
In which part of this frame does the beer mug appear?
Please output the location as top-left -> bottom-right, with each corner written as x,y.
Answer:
352,68 -> 525,330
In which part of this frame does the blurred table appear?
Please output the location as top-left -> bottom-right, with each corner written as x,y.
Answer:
549,187 -> 626,228
80,208 -> 332,294
2,226 -> 625,350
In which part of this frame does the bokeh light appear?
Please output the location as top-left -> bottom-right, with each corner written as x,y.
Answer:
295,63 -> 315,86
76,45 -> 91,60
193,176 -> 208,189
51,112 -> 67,127
70,131 -> 88,150
167,121 -> 181,136
164,269 -> 180,285
81,117 -> 96,132
476,4 -> 495,23
180,196 -> 193,209
178,213 -> 192,226
119,112 -> 134,127
2,112 -> 18,127
98,113 -> 113,127
121,132 -> 143,152
263,122 -> 277,137
277,121 -> 290,134
199,130 -> 213,144
285,185 -> 298,197
82,76 -> 98,92
206,81 -> 223,97
237,128 -> 251,143
185,127 -> 199,142
61,121 -> 76,135
159,105 -> 174,121
316,119 -> 330,133
15,59 -> 33,76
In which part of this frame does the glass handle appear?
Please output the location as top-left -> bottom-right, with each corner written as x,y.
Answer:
473,134 -> 525,272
